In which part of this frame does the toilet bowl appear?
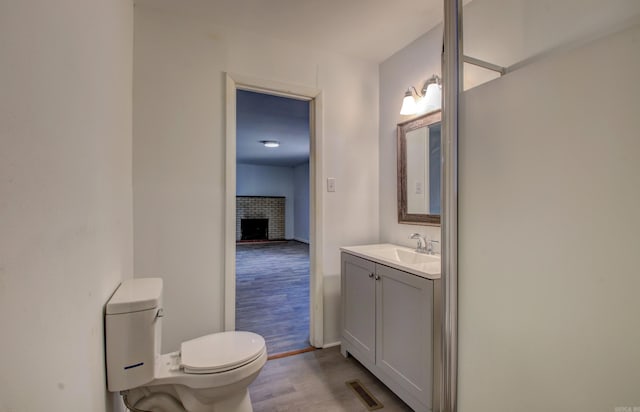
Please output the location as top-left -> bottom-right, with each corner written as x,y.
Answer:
105,278 -> 267,412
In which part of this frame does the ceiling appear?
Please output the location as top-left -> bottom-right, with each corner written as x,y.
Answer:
133,0 -> 444,62
236,90 -> 310,167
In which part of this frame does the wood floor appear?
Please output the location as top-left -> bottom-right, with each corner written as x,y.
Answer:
236,241 -> 311,355
249,347 -> 413,411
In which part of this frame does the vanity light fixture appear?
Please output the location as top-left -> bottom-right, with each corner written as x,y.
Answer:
399,74 -> 442,115
260,140 -> 280,148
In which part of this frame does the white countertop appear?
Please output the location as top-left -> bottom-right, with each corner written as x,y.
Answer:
340,243 -> 441,280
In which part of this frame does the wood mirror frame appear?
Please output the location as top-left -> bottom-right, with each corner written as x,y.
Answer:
397,110 -> 441,226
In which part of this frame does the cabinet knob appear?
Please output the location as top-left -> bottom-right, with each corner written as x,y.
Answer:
375,275 -> 381,280
369,273 -> 374,278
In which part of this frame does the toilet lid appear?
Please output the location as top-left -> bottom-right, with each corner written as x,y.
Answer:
180,331 -> 265,374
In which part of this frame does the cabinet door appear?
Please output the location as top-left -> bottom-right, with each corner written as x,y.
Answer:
376,264 -> 433,407
341,253 -> 376,364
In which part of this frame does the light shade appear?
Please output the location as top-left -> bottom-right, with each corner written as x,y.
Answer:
260,140 -> 280,148
400,89 -> 418,115
418,82 -> 442,112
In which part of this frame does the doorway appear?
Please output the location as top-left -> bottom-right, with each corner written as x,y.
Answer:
224,74 -> 324,353
235,89 -> 310,355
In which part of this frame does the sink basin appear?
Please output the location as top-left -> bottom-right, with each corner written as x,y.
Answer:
340,243 -> 441,279
374,247 -> 440,265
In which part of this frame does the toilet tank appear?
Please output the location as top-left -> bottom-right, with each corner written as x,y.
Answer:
105,277 -> 163,392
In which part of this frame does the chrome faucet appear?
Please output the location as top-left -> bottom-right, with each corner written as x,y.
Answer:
409,233 -> 427,254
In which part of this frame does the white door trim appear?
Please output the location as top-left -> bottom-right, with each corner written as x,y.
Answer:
224,73 -> 325,348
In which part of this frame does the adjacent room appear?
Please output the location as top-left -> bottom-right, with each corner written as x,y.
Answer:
235,90 -> 312,356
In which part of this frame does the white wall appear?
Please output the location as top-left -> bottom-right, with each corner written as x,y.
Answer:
294,162 -> 310,243
463,0 -> 640,89
0,1 -> 133,411
133,7 -> 379,351
237,164 -> 295,239
379,26 -> 443,250
459,22 -> 640,412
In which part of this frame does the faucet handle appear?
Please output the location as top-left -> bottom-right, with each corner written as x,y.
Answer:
426,238 -> 440,254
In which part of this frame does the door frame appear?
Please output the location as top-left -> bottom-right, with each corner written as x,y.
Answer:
224,73 -> 324,348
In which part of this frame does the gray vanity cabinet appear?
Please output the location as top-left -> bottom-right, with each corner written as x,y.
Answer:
341,252 -> 376,365
341,252 -> 438,412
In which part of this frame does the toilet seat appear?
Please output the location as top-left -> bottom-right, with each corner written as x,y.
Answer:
180,331 -> 266,374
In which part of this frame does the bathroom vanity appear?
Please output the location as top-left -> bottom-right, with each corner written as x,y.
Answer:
340,244 -> 441,412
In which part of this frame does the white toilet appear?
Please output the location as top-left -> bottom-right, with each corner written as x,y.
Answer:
105,277 -> 267,412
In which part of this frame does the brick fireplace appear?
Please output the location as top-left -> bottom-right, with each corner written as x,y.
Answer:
236,196 -> 285,241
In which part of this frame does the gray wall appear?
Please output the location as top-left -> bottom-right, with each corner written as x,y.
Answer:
379,25 -> 443,248
133,5 -> 379,351
459,23 -> 640,412
0,0 -> 133,410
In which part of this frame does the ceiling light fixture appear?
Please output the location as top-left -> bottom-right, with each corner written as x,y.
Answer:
260,140 -> 280,148
400,74 -> 442,115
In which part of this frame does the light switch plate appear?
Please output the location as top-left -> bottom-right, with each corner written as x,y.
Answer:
327,177 -> 336,192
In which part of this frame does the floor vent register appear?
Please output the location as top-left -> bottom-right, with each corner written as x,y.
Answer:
345,379 -> 384,410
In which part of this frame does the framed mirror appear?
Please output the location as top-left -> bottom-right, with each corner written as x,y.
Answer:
397,110 -> 441,225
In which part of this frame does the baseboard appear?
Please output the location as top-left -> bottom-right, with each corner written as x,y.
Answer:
268,346 -> 316,360
323,341 -> 341,349
294,237 -> 309,244
236,239 -> 287,245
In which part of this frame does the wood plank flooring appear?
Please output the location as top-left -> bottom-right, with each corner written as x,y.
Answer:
236,241 -> 310,355
249,347 -> 413,411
